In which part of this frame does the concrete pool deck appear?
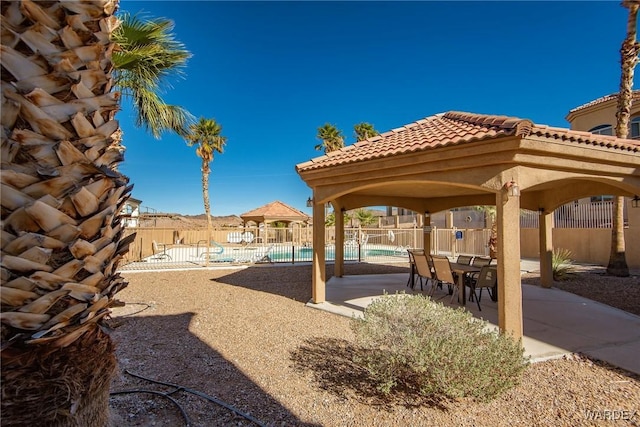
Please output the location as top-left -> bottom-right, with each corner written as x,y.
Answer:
306,266 -> 640,376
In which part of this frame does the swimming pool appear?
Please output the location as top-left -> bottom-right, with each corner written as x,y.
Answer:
267,245 -> 408,262
123,243 -> 409,270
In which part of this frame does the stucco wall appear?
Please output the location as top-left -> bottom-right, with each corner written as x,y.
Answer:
567,96 -> 640,133
521,228 -> 639,269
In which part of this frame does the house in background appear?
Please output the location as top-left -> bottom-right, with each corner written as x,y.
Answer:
383,91 -> 640,228
121,197 -> 142,228
565,90 -> 640,138
565,90 -> 640,217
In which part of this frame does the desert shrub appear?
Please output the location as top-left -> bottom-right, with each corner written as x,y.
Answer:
552,248 -> 575,280
350,293 -> 528,402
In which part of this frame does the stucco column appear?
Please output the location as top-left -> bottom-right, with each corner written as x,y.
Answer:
539,210 -> 554,288
312,200 -> 326,303
496,191 -> 523,339
335,206 -> 345,277
423,212 -> 432,254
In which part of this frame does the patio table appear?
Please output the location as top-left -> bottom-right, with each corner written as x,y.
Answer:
449,263 -> 482,305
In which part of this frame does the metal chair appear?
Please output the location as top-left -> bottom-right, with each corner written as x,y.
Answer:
472,256 -> 492,267
430,255 -> 456,300
408,250 -> 431,291
466,256 -> 493,291
406,249 -> 420,288
456,254 -> 474,265
152,240 -> 172,260
469,265 -> 498,311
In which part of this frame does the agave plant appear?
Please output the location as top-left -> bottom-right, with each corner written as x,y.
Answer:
552,248 -> 576,280
1,1 -> 132,425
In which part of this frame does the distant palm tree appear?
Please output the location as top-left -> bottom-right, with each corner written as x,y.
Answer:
354,122 -> 379,141
608,0 -> 638,277
315,123 -> 345,153
112,13 -> 194,137
325,212 -> 336,226
185,118 -> 227,232
354,208 -> 378,226
325,210 -> 351,226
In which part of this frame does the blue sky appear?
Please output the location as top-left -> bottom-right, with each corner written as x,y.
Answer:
117,1 -> 631,216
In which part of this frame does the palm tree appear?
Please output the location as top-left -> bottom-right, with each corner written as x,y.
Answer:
354,208 -> 378,226
353,122 -> 379,141
315,123 -> 345,153
0,1 -> 131,424
608,0 -> 638,277
1,3 -> 193,425
111,12 -> 194,137
325,210 -> 351,226
185,118 -> 227,232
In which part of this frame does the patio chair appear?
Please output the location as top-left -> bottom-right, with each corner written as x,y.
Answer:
408,250 -> 432,291
406,249 -> 424,288
430,255 -> 457,300
466,256 -> 493,289
468,265 -> 498,311
152,240 -> 172,260
456,254 -> 474,265
453,254 -> 474,283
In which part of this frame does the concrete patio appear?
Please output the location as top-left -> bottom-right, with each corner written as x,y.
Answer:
306,265 -> 640,376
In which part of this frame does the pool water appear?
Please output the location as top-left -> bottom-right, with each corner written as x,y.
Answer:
268,245 -> 405,262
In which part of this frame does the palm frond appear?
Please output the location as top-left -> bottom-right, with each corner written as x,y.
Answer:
185,117 -> 227,159
354,122 -> 379,141
132,88 -> 194,138
316,123 -> 345,153
112,12 -> 193,138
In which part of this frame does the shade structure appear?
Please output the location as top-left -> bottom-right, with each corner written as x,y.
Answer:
296,111 -> 640,338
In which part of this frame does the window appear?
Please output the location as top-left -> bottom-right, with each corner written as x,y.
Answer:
630,116 -> 640,139
588,124 -> 613,136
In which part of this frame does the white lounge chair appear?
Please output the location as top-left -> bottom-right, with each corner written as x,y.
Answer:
152,240 -> 172,260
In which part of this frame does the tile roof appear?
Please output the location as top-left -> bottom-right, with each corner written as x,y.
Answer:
568,90 -> 640,114
240,200 -> 308,219
296,111 -> 640,172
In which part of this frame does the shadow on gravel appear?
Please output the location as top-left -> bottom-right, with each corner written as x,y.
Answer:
290,337 -> 450,411
211,262 -> 411,303
110,312 -> 321,427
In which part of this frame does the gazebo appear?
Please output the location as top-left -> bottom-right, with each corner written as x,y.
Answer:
240,200 -> 310,227
296,111 -> 640,339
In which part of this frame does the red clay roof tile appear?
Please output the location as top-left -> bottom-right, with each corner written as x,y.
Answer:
296,111 -> 640,172
240,200 -> 309,219
568,90 -> 640,114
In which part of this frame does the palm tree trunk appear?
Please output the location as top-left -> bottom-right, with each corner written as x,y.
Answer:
2,326 -> 116,426
608,0 -> 638,277
202,160 -> 213,232
1,1 -> 131,424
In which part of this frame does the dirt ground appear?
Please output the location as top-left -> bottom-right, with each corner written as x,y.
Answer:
108,263 -> 640,427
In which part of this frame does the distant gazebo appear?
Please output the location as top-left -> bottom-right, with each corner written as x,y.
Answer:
240,201 -> 310,227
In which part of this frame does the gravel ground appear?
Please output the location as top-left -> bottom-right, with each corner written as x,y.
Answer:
108,263 -> 640,427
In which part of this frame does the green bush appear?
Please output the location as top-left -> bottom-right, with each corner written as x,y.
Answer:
552,248 -> 575,280
350,293 -> 528,402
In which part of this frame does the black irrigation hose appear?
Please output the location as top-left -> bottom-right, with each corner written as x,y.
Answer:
112,301 -> 153,317
119,369 -> 267,427
110,389 -> 191,426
